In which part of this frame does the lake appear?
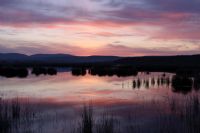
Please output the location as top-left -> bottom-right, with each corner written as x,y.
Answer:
0,70 -> 200,133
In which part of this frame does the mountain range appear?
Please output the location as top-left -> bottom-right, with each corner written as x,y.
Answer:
0,53 -> 200,67
115,54 -> 200,67
0,53 -> 120,64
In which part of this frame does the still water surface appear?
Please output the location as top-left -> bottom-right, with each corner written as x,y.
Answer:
0,71 -> 178,103
0,71 -> 199,133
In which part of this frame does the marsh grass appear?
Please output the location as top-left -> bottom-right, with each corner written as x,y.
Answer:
96,113 -> 115,133
1,96 -> 200,133
81,104 -> 93,133
153,96 -> 200,133
73,96 -> 200,133
0,100 -> 11,133
182,96 -> 200,133
0,98 -> 37,133
73,105 -> 119,133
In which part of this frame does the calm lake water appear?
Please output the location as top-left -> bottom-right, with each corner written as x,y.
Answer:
0,71 -> 199,133
0,71 -> 179,103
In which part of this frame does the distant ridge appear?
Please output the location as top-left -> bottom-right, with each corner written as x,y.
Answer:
0,53 -> 200,67
0,53 -> 121,64
115,54 -> 200,67
0,53 -> 28,60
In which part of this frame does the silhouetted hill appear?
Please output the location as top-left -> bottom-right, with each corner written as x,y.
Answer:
115,55 -> 200,68
0,53 -> 120,64
30,54 -> 77,63
0,53 -> 29,61
1,53 -> 200,69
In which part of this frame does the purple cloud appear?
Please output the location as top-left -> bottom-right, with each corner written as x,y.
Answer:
0,0 -> 200,55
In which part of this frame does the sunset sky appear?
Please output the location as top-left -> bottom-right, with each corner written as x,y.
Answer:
0,0 -> 200,56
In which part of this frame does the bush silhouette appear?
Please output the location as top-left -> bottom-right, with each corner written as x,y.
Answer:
0,67 -> 28,78
71,67 -> 86,76
47,68 -> 57,75
172,75 -> 193,94
88,65 -> 138,77
32,67 -> 47,76
32,67 -> 57,76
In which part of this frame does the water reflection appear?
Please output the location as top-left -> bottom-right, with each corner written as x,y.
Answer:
0,68 -> 200,101
1,66 -> 199,95
131,74 -> 200,94
0,70 -> 200,133
0,72 -> 174,103
132,75 -> 171,90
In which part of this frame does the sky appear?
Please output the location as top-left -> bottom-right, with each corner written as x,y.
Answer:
0,0 -> 200,56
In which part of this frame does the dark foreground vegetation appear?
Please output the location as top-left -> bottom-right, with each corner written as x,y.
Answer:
73,96 -> 200,133
0,96 -> 200,133
0,99 -> 35,133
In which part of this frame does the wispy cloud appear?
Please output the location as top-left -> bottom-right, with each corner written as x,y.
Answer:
0,0 -> 200,55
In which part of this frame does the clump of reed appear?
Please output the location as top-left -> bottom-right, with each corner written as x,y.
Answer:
73,96 -> 200,133
73,105 -> 117,133
154,96 -> 200,133
96,113 -> 115,133
0,100 -> 11,133
0,98 -> 36,133
182,96 -> 200,133
81,105 -> 93,133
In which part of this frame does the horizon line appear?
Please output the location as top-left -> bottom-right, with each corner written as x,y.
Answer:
0,52 -> 199,58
